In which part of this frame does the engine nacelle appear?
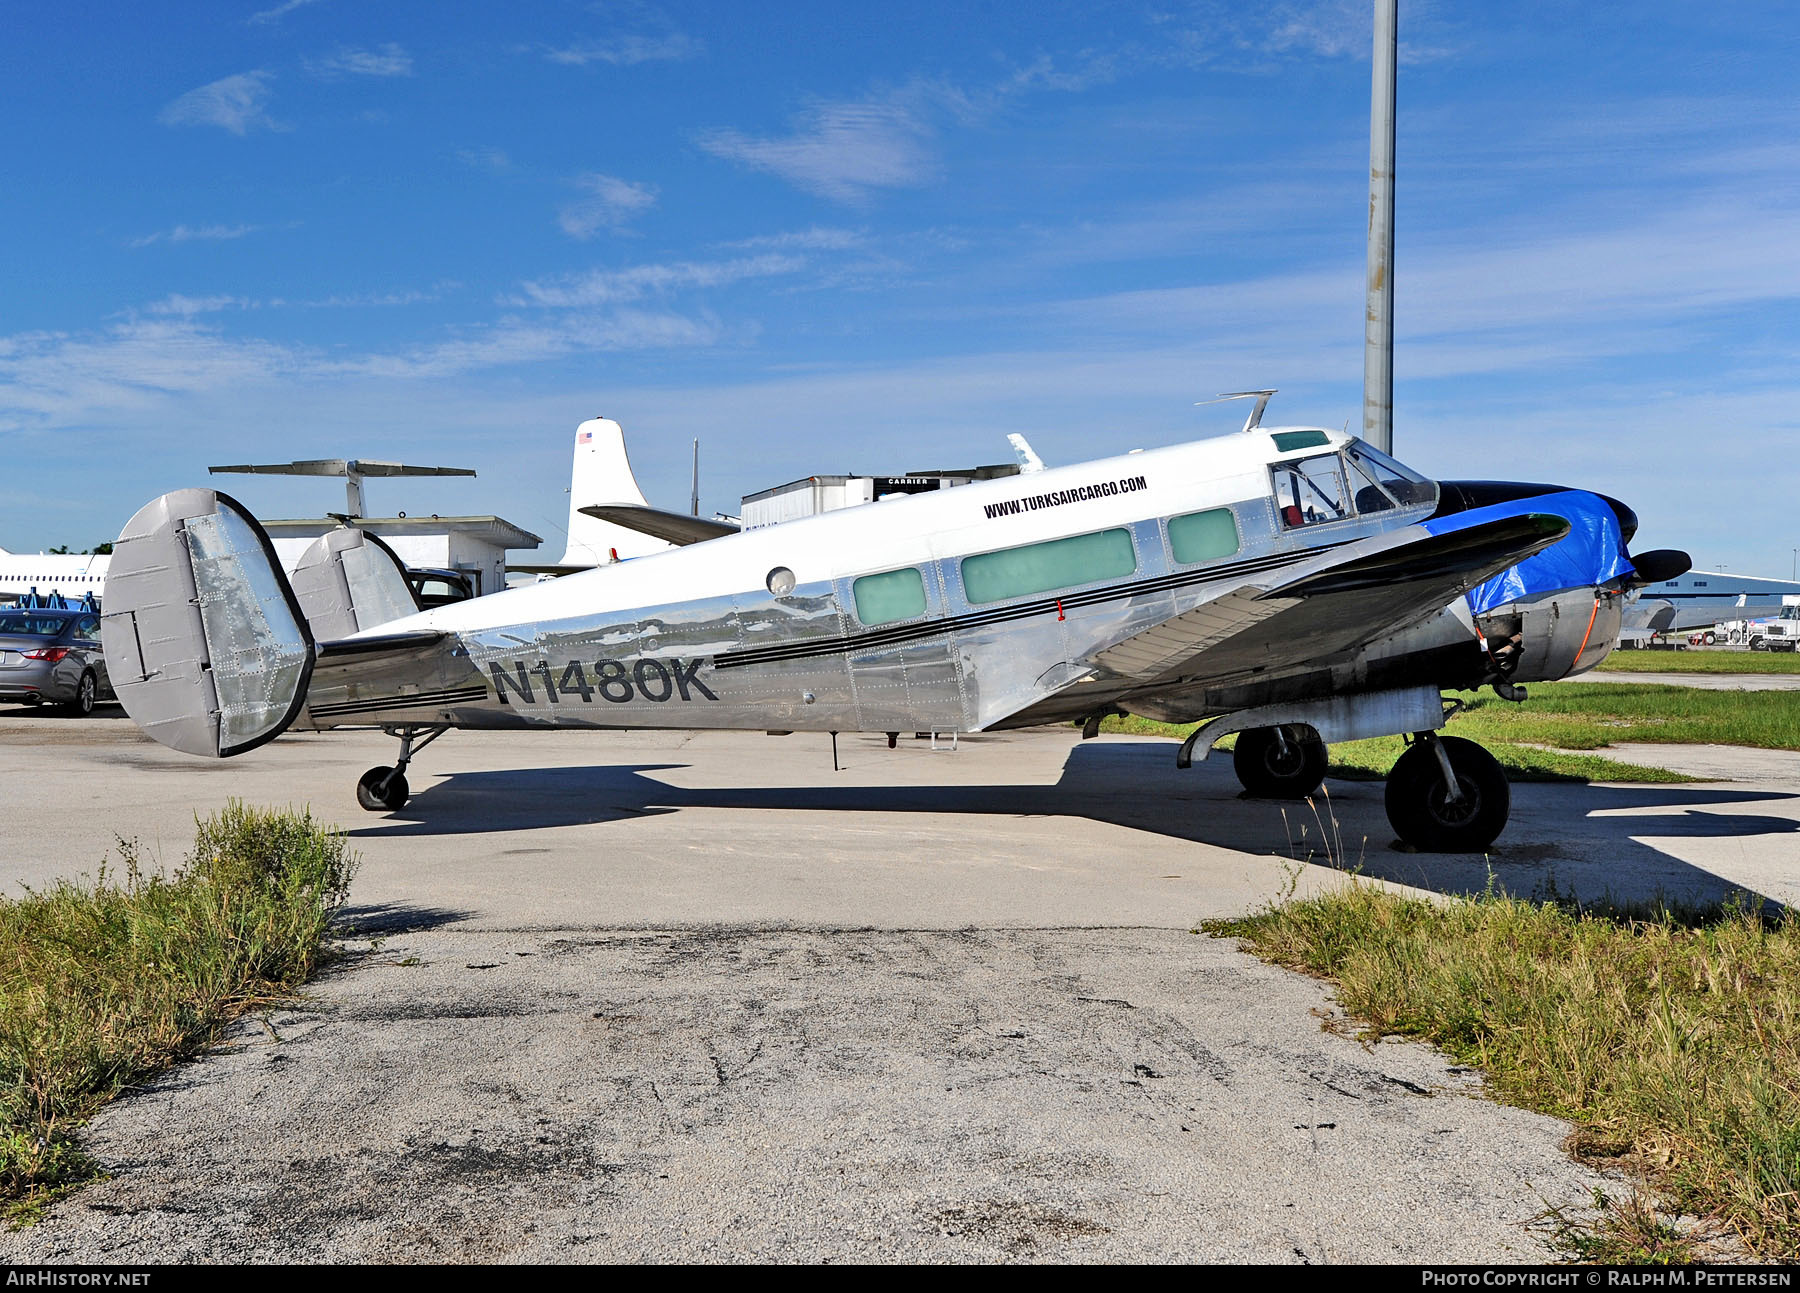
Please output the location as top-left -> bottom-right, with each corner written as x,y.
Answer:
1477,588 -> 1623,685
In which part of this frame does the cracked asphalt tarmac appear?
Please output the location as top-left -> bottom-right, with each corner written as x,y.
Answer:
9,719 -> 1782,1262
4,927 -> 1601,1262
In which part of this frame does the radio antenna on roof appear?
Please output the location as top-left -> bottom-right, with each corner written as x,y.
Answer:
1196,390 -> 1278,434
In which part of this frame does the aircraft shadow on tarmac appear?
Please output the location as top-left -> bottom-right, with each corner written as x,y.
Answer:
349,740 -> 1797,910
0,704 -> 132,722
334,902 -> 474,935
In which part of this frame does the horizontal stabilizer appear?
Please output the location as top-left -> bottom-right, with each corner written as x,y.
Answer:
507,563 -> 597,577
578,504 -> 738,547
209,460 -> 476,479
315,629 -> 445,658
102,490 -> 313,758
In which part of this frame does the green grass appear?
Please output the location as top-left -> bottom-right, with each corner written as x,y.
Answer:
1455,682 -> 1800,751
1209,886 -> 1800,1261
1597,650 -> 1800,675
1318,733 -> 1698,784
0,803 -> 356,1220
1096,680 -> 1800,783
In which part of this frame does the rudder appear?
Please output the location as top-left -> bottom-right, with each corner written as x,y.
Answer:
102,489 -> 313,757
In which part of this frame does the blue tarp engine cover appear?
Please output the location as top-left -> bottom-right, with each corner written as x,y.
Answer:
1423,490 -> 1633,617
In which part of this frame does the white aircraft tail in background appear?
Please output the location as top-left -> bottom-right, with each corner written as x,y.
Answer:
559,418 -> 672,567
515,418 -> 737,576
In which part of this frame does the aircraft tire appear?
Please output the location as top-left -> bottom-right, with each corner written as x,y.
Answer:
356,766 -> 409,812
1384,736 -> 1509,853
61,671 -> 96,717
1232,726 -> 1328,798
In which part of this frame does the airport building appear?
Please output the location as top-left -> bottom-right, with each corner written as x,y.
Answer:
262,515 -> 541,598
1650,569 -> 1800,610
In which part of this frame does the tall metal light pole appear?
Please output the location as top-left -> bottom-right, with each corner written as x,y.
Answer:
1362,0 -> 1398,454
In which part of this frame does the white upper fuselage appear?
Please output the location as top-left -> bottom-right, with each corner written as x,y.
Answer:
391,427 -> 1347,638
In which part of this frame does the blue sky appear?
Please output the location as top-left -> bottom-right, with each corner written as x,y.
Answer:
4,1 -> 1798,575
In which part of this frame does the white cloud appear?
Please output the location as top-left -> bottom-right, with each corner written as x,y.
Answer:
1030,197 -> 1800,386
145,294 -> 258,317
158,72 -> 277,136
541,33 -> 702,66
456,146 -> 511,173
300,285 -> 454,309
129,223 -> 262,249
0,304 -> 727,432
557,173 -> 658,239
698,98 -> 939,205
0,319 -> 301,432
1262,0 -> 1369,59
717,227 -> 866,252
695,66 -> 1103,205
336,311 -> 723,380
513,254 -> 806,308
248,0 -> 320,25
1149,1 -> 1454,68
305,44 -> 414,78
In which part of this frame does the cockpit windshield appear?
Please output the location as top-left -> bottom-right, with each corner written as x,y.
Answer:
1273,443 -> 1439,529
1345,441 -> 1437,507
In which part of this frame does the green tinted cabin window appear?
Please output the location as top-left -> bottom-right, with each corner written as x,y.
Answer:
961,528 -> 1136,605
1271,430 -> 1329,452
1167,508 -> 1240,564
852,567 -> 928,625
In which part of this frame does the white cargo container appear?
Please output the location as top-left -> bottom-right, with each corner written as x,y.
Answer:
740,466 -> 1019,531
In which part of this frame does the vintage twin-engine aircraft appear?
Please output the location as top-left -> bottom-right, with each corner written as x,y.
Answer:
101,411 -> 1687,852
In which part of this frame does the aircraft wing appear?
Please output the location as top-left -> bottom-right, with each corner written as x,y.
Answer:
577,504 -> 739,547
1096,512 -> 1570,689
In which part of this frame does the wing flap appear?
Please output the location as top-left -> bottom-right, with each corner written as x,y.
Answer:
1097,588 -> 1296,678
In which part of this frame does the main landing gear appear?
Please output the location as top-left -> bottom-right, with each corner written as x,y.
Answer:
1214,717 -> 1511,852
356,725 -> 447,812
1231,725 -> 1328,799
1383,732 -> 1509,853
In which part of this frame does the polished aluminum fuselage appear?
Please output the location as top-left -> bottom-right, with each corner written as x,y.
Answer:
293,428 -> 1606,737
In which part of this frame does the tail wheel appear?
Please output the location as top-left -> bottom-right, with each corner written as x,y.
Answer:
356,765 -> 409,812
61,671 -> 96,717
1232,726 -> 1328,799
1384,735 -> 1510,852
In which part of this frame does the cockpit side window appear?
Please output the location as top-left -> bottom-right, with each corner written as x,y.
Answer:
1272,454 -> 1351,528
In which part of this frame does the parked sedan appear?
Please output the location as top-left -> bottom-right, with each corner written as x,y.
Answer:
0,610 -> 113,715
